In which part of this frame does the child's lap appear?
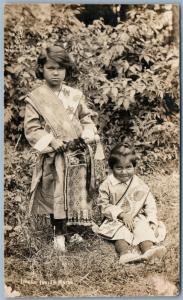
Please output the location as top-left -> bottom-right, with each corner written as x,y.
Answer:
112,216 -> 156,245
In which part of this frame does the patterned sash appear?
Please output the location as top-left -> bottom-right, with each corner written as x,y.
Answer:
28,85 -> 80,141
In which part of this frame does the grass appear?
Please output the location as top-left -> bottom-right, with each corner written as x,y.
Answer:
4,145 -> 180,297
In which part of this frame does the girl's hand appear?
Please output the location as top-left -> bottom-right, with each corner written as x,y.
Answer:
81,128 -> 100,145
83,137 -> 95,144
82,134 -> 100,145
118,212 -> 134,232
123,213 -> 134,232
50,139 -> 66,153
94,134 -> 100,143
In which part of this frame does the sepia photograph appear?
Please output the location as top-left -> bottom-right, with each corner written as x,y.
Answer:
4,3 -> 180,297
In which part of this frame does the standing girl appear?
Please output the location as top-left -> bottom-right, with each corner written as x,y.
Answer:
24,45 -> 102,252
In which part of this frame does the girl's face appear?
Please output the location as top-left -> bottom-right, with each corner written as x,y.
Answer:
112,156 -> 135,183
43,59 -> 66,88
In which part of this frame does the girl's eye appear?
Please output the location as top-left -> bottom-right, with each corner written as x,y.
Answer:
46,66 -> 65,71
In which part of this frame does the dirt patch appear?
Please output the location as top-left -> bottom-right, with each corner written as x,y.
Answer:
147,274 -> 178,296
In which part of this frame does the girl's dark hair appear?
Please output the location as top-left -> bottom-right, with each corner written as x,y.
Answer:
108,142 -> 137,169
35,45 -> 76,80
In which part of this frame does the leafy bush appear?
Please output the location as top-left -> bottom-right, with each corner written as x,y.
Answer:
4,4 -> 179,171
4,7 -> 179,295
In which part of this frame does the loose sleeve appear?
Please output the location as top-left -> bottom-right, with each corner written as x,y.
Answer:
144,191 -> 158,225
98,180 -> 123,220
24,98 -> 53,152
78,94 -> 98,140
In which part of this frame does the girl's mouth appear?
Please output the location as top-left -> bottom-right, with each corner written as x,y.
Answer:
119,175 -> 130,180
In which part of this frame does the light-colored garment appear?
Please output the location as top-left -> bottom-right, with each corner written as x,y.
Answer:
24,84 -> 97,223
97,174 -> 166,245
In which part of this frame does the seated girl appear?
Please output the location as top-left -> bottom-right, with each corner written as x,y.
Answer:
97,143 -> 166,264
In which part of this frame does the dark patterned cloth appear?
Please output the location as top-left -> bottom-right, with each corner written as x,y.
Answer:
64,148 -> 93,226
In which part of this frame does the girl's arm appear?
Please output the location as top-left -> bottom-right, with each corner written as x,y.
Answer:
24,101 -> 49,148
24,100 -> 63,152
78,95 -> 99,143
98,180 -> 123,220
144,191 -> 158,225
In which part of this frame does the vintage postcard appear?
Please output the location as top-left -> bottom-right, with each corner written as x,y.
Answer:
4,2 -> 180,297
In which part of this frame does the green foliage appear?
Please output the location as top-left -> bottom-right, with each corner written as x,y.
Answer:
4,4 -> 179,170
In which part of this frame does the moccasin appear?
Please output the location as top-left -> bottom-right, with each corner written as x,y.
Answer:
142,245 -> 166,260
54,235 -> 66,252
119,252 -> 146,264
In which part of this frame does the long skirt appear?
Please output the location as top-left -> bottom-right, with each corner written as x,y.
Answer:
29,148 -> 93,226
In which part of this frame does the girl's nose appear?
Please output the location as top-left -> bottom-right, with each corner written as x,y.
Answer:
53,69 -> 59,75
